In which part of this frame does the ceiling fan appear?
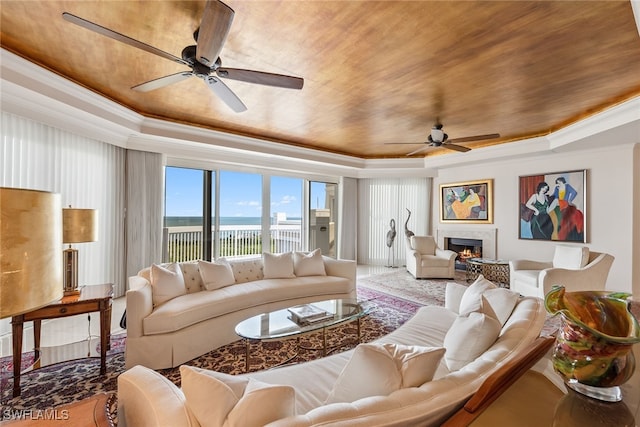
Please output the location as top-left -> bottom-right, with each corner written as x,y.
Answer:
386,122 -> 500,156
62,0 -> 304,113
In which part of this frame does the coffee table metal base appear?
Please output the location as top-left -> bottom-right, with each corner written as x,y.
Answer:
243,316 -> 363,372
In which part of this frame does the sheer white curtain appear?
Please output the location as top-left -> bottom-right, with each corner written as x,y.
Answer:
125,150 -> 164,279
0,112 -> 127,295
338,177 -> 358,260
357,177 -> 431,265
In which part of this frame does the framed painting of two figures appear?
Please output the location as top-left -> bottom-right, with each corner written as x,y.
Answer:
518,169 -> 587,243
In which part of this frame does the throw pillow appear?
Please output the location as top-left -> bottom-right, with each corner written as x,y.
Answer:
458,275 -> 497,316
180,366 -> 295,427
263,252 -> 295,279
150,263 -> 187,307
293,248 -> 326,277
198,259 -> 236,290
553,245 -> 589,269
445,282 -> 468,313
443,311 -> 502,371
325,343 -> 445,404
483,287 -> 520,326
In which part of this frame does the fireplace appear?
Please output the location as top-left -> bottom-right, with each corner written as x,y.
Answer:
446,238 -> 482,270
437,228 -> 497,264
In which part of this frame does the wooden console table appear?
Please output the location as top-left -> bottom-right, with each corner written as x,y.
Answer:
11,283 -> 113,397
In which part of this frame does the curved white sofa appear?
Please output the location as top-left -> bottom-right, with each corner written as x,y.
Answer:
125,252 -> 356,369
118,276 -> 547,426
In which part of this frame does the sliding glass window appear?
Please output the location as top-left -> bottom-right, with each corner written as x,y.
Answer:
271,176 -> 303,253
309,181 -> 338,258
165,167 -> 314,262
219,171 -> 262,257
164,167 -> 205,262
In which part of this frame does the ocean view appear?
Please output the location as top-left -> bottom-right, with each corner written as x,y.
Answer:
165,216 -> 301,227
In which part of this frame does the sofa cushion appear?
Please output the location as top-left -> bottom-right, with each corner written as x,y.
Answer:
179,262 -> 204,294
458,275 -> 497,316
143,276 -> 352,335
512,270 -> 542,287
443,309 -> 501,371
293,249 -> 326,277
180,366 -> 295,427
419,255 -> 452,268
198,259 -> 235,291
553,245 -> 589,269
325,343 -> 445,404
263,252 -> 296,279
228,258 -> 264,284
150,263 -> 187,307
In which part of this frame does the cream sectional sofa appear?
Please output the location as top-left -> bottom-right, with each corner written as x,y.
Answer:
125,251 -> 356,369
118,276 -> 547,426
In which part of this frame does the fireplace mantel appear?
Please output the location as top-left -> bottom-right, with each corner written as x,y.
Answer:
437,228 -> 497,259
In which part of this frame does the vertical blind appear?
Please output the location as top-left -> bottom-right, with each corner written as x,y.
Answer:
357,177 -> 431,265
1,112 -> 127,299
126,150 -> 164,279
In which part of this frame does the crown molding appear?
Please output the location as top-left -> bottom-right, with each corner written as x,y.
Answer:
2,48 -> 638,177
548,97 -> 640,150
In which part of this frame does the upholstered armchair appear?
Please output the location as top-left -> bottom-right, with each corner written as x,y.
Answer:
509,245 -> 614,299
406,235 -> 457,279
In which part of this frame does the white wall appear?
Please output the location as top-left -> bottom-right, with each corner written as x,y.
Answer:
433,144 -> 638,296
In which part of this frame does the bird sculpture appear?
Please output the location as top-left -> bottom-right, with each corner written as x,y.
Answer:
404,208 -> 415,239
386,219 -> 397,267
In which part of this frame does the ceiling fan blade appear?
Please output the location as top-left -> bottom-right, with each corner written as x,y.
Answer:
217,68 -> 304,89
447,133 -> 500,144
62,12 -> 188,66
441,143 -> 471,153
406,145 -> 431,156
383,142 -> 425,145
204,76 -> 247,112
132,72 -> 193,92
196,0 -> 235,67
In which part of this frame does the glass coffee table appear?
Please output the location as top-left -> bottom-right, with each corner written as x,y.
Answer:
466,258 -> 510,288
235,298 -> 370,372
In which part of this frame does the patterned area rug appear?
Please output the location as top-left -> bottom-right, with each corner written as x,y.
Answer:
2,269 -> 598,416
357,269 -> 469,306
0,285 -> 421,413
0,335 -> 126,412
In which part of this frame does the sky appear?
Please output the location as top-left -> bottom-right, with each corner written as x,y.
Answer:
165,167 -> 326,218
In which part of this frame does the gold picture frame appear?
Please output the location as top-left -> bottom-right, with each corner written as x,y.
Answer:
440,179 -> 494,223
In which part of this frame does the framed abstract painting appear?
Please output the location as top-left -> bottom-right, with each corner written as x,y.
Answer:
440,179 -> 493,223
518,169 -> 587,242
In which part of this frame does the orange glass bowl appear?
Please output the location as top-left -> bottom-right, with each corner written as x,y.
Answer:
545,286 -> 640,402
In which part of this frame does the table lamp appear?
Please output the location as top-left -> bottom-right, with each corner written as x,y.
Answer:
0,187 -> 63,319
62,207 -> 98,296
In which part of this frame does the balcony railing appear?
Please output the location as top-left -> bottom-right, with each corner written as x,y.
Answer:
163,224 -> 303,263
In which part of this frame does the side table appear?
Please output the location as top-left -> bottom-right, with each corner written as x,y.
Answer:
11,283 -> 114,397
466,258 -> 510,288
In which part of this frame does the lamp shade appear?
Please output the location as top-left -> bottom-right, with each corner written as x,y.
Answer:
63,208 -> 98,243
0,188 -> 63,318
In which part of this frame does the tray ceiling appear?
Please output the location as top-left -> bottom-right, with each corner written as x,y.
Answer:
2,1 -> 640,159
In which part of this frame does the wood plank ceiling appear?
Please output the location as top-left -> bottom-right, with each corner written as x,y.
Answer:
2,1 -> 640,159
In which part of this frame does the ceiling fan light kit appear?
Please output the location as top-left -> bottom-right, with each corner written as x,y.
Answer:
62,0 -> 303,113
386,121 -> 500,156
